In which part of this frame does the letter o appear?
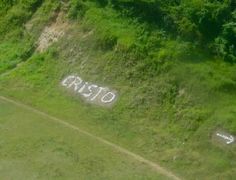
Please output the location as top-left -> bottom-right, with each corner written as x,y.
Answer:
101,92 -> 116,103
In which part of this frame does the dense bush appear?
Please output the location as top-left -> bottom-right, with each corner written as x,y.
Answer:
102,0 -> 235,62
214,11 -> 236,62
68,0 -> 88,19
0,0 -> 43,39
1,0 -> 235,61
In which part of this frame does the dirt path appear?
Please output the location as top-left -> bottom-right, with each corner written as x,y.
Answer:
36,11 -> 68,52
0,95 -> 181,180
0,61 -> 26,78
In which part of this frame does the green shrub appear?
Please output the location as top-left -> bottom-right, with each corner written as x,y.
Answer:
213,11 -> 236,63
0,0 -> 43,39
68,0 -> 88,19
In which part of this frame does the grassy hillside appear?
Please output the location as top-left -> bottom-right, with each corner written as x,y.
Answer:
0,0 -> 236,179
0,98 -> 169,179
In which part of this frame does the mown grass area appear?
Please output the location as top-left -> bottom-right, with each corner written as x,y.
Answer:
0,0 -> 236,179
0,98 -> 169,180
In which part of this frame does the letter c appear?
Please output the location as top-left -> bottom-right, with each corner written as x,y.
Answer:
62,75 -> 76,87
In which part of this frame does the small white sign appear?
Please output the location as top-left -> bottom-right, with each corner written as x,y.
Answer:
61,75 -> 117,106
216,132 -> 235,145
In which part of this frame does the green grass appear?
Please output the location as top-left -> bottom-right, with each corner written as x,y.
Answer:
0,1 -> 236,179
1,24 -> 236,179
0,98 -> 169,180
0,39 -> 34,74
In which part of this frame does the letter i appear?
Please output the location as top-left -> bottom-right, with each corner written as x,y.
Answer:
78,82 -> 88,93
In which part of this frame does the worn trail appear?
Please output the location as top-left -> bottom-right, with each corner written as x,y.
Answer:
0,95 -> 181,180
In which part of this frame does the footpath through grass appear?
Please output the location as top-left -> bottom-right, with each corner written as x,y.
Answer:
0,1 -> 236,179
0,97 -> 169,180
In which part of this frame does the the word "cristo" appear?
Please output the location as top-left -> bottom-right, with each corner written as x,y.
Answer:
61,75 -> 117,106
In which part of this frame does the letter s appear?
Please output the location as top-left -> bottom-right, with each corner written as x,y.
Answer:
82,84 -> 98,98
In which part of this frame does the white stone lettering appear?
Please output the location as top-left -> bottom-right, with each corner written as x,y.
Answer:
216,133 -> 235,144
62,75 -> 75,87
82,84 -> 98,98
68,76 -> 83,91
101,92 -> 116,103
78,82 -> 89,93
90,87 -> 107,101
61,75 -> 117,106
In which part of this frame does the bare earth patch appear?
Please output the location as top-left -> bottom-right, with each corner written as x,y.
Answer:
36,12 -> 68,52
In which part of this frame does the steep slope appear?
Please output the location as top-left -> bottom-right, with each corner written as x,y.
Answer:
0,0 -> 236,179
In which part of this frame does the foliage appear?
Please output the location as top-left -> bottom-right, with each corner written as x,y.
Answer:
0,0 -> 43,39
68,0 -> 88,19
0,0 -> 236,179
103,0 -> 236,62
213,11 -> 236,62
